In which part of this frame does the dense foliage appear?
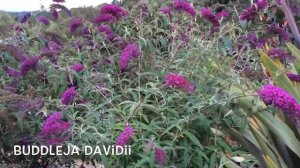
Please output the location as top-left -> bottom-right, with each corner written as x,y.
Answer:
0,0 -> 300,167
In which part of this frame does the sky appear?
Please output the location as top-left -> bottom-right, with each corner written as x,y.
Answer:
0,0 -> 112,12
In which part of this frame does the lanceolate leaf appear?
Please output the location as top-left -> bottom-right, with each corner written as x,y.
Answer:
226,128 -> 267,168
287,43 -> 300,61
182,130 -> 204,150
249,119 -> 287,168
255,111 -> 300,158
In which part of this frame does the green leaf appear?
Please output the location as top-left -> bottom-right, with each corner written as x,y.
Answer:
248,121 -> 285,167
135,155 -> 150,167
256,111 -> 300,158
217,139 -> 232,152
160,119 -> 185,136
100,155 -> 109,168
209,152 -> 217,168
227,128 -> 267,167
239,20 -> 247,29
182,130 -> 204,150
287,43 -> 300,61
196,150 -> 209,162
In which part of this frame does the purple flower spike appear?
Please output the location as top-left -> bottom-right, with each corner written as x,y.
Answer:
19,13 -> 31,24
99,4 -> 128,19
97,25 -> 116,40
200,7 -> 220,33
116,124 -> 134,147
266,24 -> 290,42
37,16 -> 50,25
60,87 -> 77,105
48,41 -> 61,53
239,4 -> 258,21
82,27 -> 90,37
164,73 -> 196,93
93,14 -> 116,23
173,0 -> 196,17
154,148 -> 167,168
120,43 -> 142,71
93,4 -> 128,24
160,6 -> 172,16
51,9 -> 59,20
71,63 -> 84,72
20,13 -> 31,24
20,56 -> 39,76
4,67 -> 20,77
216,10 -> 230,20
38,112 -> 71,145
69,18 -> 82,33
258,84 -> 300,117
287,73 -> 300,82
256,0 -> 269,9
267,48 -> 294,62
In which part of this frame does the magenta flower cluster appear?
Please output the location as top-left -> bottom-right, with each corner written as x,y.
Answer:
60,87 -> 77,105
287,73 -> 300,82
20,56 -> 39,76
51,9 -> 59,20
239,32 -> 259,49
5,56 -> 39,77
258,84 -> 300,117
69,18 -> 82,33
173,0 -> 196,17
5,68 -> 20,77
48,41 -> 62,53
239,4 -> 258,21
154,148 -> 167,168
266,24 -> 290,42
94,14 -> 116,23
97,25 -> 117,40
200,7 -> 229,33
240,32 -> 267,50
71,63 -> 84,72
94,4 -> 128,23
100,4 -> 129,18
38,112 -> 71,145
37,16 -> 50,26
256,0 -> 269,9
267,48 -> 294,62
20,13 -> 31,24
160,0 -> 196,17
41,41 -> 62,63
239,0 -> 269,21
81,27 -> 91,37
116,125 -> 134,147
164,73 -> 195,93
160,6 -> 172,16
3,45 -> 40,78
120,43 -> 142,71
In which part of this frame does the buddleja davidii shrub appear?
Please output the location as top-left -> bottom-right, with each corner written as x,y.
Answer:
63,67 -> 214,167
0,1 -> 248,167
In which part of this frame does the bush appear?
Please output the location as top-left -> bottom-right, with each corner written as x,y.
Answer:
1,0 -> 300,167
